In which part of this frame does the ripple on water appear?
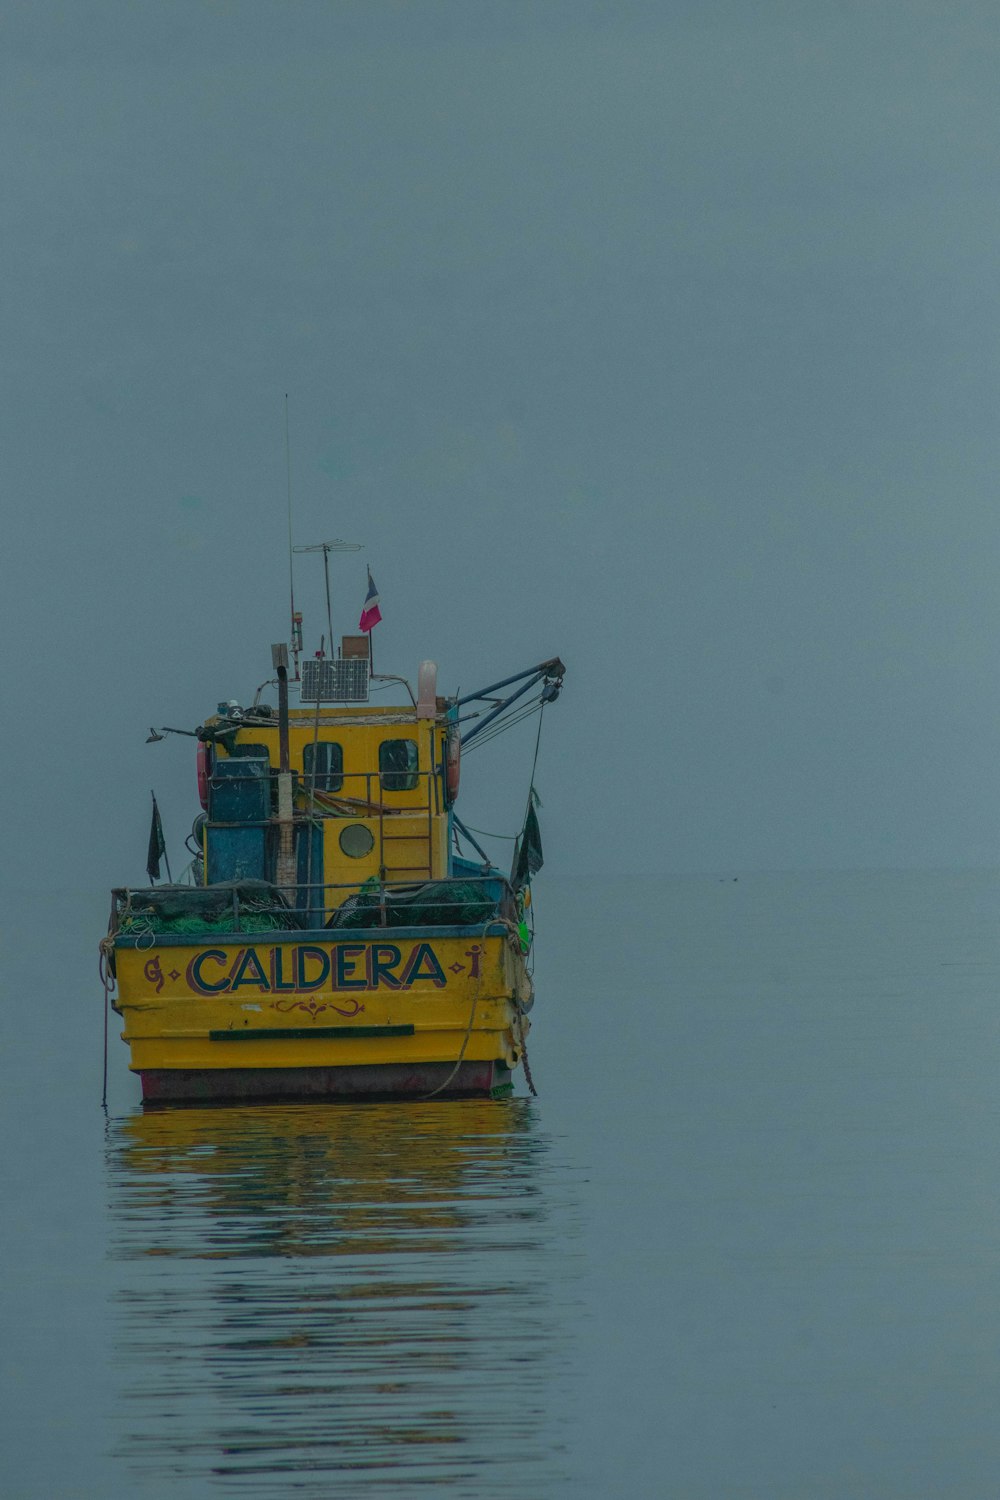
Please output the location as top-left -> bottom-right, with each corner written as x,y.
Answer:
105,1100 -> 583,1496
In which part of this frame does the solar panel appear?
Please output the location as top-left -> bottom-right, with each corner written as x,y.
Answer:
300,658 -> 370,703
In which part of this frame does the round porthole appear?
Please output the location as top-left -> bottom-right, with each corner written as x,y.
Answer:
339,823 -> 375,859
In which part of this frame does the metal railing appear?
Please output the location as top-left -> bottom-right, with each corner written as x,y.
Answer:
111,871 -> 515,937
210,764 -> 441,883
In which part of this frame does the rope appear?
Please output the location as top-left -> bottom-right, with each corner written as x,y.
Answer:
99,931 -> 117,1111
502,700 -> 544,1099
123,918 -> 156,948
419,913 -> 493,1099
462,696 -> 544,752
488,908 -> 539,1096
502,913 -> 538,1097
462,705 -> 542,752
526,699 -> 546,802
444,701 -> 546,1100
514,997 -> 538,1097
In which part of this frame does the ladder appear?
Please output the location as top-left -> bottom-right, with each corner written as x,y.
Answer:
378,776 -> 436,882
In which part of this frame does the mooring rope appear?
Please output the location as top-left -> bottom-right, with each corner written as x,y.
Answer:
514,996 -> 538,1097
98,934 -> 116,1111
419,914 -> 493,1100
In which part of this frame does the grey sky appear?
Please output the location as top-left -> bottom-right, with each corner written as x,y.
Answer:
3,0 -> 999,882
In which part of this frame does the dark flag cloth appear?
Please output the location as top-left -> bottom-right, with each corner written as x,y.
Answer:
147,796 -> 166,883
513,791 -> 544,889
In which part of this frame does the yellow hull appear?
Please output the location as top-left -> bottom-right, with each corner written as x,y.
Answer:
112,926 -> 531,1101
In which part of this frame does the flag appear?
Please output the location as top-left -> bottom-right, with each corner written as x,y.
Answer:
147,794 -> 166,883
358,569 -> 382,632
513,791 -> 544,888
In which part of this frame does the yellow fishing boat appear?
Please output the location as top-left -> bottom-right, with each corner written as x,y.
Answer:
102,559 -> 564,1103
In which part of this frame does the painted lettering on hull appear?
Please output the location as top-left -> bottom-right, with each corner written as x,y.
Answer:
183,942 -> 452,997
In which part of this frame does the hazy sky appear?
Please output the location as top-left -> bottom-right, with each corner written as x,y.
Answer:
3,0 -> 999,882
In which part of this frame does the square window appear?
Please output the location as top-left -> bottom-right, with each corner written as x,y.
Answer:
379,738 -> 418,791
303,741 -> 344,793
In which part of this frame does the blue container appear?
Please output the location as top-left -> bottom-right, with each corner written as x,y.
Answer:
206,826 -> 267,884
210,757 -> 270,822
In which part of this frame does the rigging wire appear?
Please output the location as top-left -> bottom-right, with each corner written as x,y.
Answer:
461,695 -> 544,752
526,696 -> 546,797
464,711 -> 541,754
462,720 -> 540,764
459,823 -> 519,841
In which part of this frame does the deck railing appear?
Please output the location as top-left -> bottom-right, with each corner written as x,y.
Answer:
208,764 -> 442,885
110,871 -> 516,938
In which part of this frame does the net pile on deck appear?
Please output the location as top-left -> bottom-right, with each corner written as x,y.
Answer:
327,878 -> 500,930
116,881 -> 303,934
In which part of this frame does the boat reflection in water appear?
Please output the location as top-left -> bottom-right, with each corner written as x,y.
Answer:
105,1100 -> 580,1494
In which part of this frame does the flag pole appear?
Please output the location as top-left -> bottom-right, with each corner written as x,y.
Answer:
368,570 -> 375,674
150,790 -> 173,883
367,564 -> 374,672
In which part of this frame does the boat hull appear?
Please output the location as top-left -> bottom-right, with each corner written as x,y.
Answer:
111,924 -> 530,1104
138,1060 -> 512,1102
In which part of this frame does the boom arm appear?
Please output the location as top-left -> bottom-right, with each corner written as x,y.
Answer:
457,657 -> 565,747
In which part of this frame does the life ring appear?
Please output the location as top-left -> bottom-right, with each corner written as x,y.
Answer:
445,727 -> 461,806
196,741 -> 211,810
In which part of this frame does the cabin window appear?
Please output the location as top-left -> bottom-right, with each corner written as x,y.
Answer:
302,741 -> 344,792
379,738 -> 419,791
231,742 -> 269,761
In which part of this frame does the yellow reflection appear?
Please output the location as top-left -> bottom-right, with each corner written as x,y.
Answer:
104,1099 -> 575,1493
107,1099 -> 544,1261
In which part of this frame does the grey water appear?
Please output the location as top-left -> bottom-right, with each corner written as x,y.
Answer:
4,871 -> 1000,1498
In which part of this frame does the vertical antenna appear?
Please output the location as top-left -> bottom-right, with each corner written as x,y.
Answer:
294,539 -> 363,658
284,395 -> 301,680
321,542 -> 334,657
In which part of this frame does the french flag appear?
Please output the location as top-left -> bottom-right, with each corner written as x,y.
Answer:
358,569 -> 382,632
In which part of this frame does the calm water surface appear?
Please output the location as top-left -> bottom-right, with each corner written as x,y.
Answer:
4,872 -> 1000,1497
105,1099 -> 579,1496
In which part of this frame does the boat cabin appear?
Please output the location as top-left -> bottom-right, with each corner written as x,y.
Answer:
200,698 -> 457,924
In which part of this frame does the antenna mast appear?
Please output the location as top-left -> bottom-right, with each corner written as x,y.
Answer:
293,539 -> 362,655
284,395 -> 302,680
